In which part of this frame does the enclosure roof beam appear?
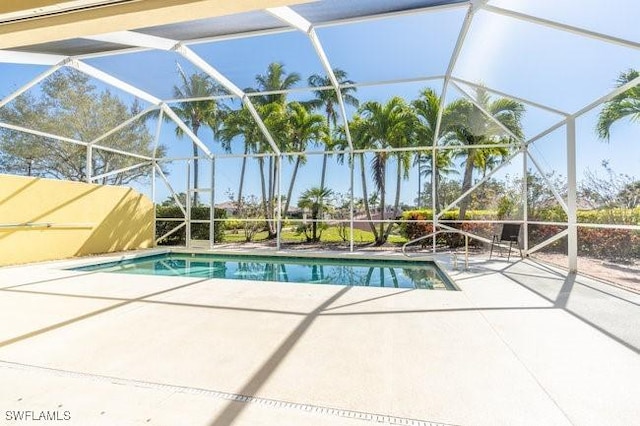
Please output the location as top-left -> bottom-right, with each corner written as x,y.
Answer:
173,42 -> 280,155
160,104 -> 214,158
68,59 -> 161,105
571,73 -> 640,120
90,105 -> 160,145
450,80 -> 524,145
0,121 -> 153,160
85,30 -> 280,155
0,62 -> 63,109
450,76 -> 570,117
267,6 -> 354,151
431,2 -> 479,149
69,55 -> 214,158
71,2 -> 468,58
0,50 -> 65,65
483,4 -> 640,51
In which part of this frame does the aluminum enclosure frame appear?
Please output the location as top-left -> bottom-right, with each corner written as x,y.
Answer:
0,1 -> 638,273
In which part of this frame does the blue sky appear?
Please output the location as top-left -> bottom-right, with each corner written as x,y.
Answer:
0,0 -> 639,207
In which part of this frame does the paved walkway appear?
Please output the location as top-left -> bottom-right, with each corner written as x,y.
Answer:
0,251 -> 638,425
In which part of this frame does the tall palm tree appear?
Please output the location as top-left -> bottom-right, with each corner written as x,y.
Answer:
172,67 -> 226,206
219,106 -> 263,209
446,88 -> 524,219
417,151 -> 458,210
412,87 -> 452,211
253,62 -> 301,106
307,69 -> 359,189
282,102 -> 327,218
250,62 -> 301,237
221,103 -> 288,237
298,186 -> 333,242
357,97 -> 416,245
333,116 -> 381,241
597,69 -> 640,140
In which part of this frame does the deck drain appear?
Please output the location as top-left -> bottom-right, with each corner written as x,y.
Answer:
0,360 -> 456,426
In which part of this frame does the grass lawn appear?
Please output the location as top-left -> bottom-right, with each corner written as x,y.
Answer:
223,226 -> 408,244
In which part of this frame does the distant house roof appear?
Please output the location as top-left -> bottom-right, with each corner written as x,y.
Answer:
215,201 -> 238,210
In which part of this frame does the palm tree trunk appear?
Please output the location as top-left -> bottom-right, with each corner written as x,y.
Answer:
283,156 -> 301,218
434,172 -> 440,214
459,149 -> 475,220
192,141 -> 199,207
320,110 -> 332,190
267,156 -> 276,237
384,157 -> 402,241
236,144 -> 248,209
258,157 -> 268,220
359,154 -> 379,240
191,123 -> 201,207
311,209 -> 318,242
320,155 -> 328,190
377,165 -> 386,246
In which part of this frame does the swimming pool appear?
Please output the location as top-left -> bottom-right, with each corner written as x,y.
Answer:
73,253 -> 457,290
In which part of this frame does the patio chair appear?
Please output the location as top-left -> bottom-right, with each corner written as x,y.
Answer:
489,223 -> 523,260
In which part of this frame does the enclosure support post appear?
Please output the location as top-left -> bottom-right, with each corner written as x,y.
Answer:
431,144 -> 437,254
210,157 -> 215,250
522,148 -> 528,255
186,160 -> 192,249
417,157 -> 422,209
566,118 -> 577,273
276,155 -> 282,251
430,1 -> 479,254
152,160 -> 157,248
86,145 -> 92,183
350,152 -> 355,252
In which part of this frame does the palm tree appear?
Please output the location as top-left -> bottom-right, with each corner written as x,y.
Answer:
219,106 -> 263,209
282,102 -> 327,218
221,103 -> 288,237
357,97 -> 416,245
253,62 -> 301,106
446,88 -> 524,219
412,87 -> 452,211
417,150 -> 458,210
250,62 -> 301,237
172,67 -> 226,206
332,116 -> 380,241
307,69 -> 359,189
298,186 -> 333,242
597,69 -> 640,140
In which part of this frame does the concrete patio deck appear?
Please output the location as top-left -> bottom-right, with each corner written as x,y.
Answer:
0,251 -> 638,426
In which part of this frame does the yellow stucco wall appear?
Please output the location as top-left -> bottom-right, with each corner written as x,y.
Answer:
0,174 -> 154,266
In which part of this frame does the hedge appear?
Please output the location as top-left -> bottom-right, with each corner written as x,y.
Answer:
401,207 -> 640,225
401,208 -> 640,260
156,206 -> 226,245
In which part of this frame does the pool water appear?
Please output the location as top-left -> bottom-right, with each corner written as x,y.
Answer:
73,253 -> 456,290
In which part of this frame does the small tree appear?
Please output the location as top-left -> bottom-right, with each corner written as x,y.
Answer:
332,192 -> 352,242
297,187 -> 333,242
581,161 -> 639,210
236,195 -> 266,242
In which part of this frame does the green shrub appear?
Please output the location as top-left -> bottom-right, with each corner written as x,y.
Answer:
577,208 -> 640,225
156,205 -> 226,245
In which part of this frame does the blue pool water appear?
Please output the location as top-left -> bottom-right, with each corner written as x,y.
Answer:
73,253 -> 456,290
